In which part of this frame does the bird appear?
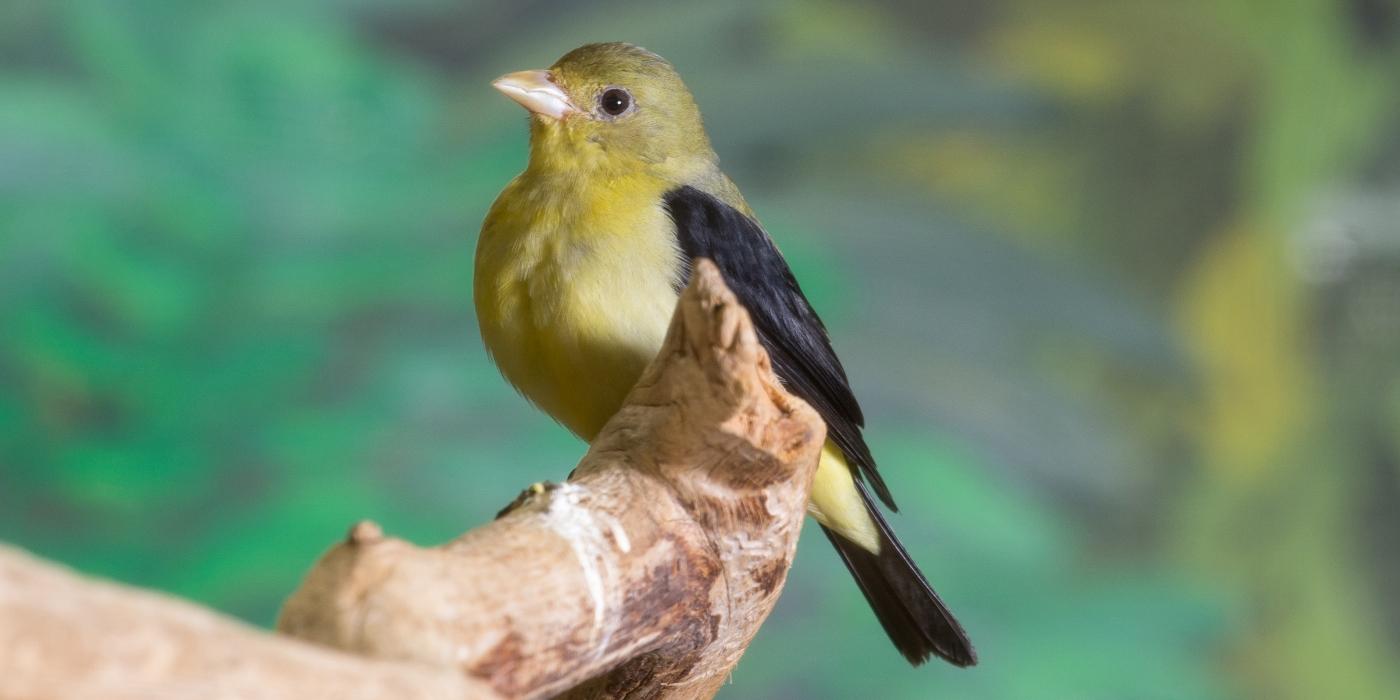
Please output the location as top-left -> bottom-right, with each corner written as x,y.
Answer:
475,42 -> 976,667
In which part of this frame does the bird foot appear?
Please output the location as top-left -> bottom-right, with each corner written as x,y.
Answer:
496,481 -> 559,519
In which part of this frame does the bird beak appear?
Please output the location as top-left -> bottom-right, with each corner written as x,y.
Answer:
492,70 -> 577,120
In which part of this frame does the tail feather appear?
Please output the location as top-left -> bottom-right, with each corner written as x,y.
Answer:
823,483 -> 977,667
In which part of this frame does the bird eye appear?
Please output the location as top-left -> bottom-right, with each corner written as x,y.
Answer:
598,87 -> 632,117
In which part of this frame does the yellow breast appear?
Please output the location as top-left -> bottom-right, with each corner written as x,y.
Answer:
474,171 -> 682,439
476,169 -> 880,551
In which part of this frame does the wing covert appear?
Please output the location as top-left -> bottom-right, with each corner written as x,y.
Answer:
664,185 -> 895,509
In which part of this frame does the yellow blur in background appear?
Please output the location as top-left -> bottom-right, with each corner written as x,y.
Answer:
2,1 -> 1398,698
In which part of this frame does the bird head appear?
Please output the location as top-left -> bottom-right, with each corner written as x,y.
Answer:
492,43 -> 715,180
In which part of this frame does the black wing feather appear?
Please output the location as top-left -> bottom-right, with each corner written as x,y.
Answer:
664,186 -> 896,509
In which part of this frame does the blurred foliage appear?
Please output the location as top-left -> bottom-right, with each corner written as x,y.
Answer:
3,1 -> 1399,698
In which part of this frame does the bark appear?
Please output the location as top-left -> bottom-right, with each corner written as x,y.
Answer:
0,545 -> 490,700
0,260 -> 825,700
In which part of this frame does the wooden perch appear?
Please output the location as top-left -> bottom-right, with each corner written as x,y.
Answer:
0,544 -> 491,700
0,260 -> 826,700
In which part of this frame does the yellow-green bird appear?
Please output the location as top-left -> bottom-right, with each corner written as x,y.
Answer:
476,42 -> 976,667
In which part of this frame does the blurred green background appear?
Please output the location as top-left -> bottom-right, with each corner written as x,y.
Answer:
3,1 -> 1399,698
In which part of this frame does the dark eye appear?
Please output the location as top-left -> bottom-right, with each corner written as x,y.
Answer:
599,87 -> 632,116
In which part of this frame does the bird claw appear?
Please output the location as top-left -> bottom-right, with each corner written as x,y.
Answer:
496,481 -> 560,519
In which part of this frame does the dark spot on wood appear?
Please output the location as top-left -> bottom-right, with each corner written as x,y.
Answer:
562,648 -> 709,700
713,446 -> 787,490
563,652 -> 674,700
621,556 -> 719,640
562,535 -> 721,696
750,558 -> 788,597
731,493 -> 771,527
677,490 -> 771,533
465,630 -> 524,686
476,630 -> 588,697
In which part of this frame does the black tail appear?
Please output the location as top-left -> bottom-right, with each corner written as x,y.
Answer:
822,483 -> 977,667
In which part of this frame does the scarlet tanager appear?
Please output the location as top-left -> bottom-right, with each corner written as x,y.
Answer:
475,42 -> 975,667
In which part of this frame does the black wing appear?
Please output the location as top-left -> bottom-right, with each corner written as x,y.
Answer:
664,185 -> 895,509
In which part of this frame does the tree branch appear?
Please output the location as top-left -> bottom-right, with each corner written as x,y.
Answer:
0,260 -> 825,699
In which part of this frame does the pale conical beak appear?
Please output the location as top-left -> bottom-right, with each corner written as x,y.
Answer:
492,70 -> 577,120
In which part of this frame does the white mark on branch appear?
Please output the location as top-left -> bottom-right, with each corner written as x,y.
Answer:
604,513 -> 631,554
541,482 -> 624,657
